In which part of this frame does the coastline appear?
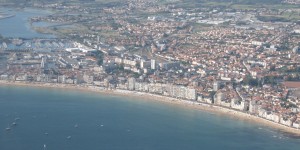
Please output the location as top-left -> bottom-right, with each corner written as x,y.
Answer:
1,80 -> 300,137
0,14 -> 15,20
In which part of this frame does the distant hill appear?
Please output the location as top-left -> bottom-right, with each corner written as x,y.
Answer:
0,0 -> 286,6
0,0 -> 94,3
212,0 -> 282,4
187,0 -> 282,5
0,0 -> 283,4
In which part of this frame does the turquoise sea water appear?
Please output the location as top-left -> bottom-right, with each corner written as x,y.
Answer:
0,8 -> 54,38
1,85 -> 300,150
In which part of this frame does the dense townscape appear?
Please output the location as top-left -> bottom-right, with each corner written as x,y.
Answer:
1,0 -> 300,130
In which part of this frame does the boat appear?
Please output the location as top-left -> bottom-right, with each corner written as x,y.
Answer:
74,124 -> 78,128
12,122 -> 17,126
43,144 -> 47,150
5,125 -> 11,131
67,136 -> 72,139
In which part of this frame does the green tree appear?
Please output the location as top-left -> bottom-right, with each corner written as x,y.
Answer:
92,50 -> 104,66
243,75 -> 259,86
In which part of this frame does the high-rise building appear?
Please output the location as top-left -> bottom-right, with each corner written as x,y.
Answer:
186,88 -> 197,100
41,57 -> 47,69
213,81 -> 219,91
140,60 -> 151,69
151,59 -> 156,70
128,77 -> 136,90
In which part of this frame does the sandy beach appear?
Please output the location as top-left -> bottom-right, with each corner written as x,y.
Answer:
1,80 -> 300,136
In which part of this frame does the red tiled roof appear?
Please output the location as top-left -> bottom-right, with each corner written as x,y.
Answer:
283,82 -> 300,88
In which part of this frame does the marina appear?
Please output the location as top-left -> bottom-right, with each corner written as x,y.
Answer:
0,7 -> 55,38
0,38 -> 75,52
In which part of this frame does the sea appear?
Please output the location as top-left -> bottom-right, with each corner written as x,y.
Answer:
1,7 -> 300,150
0,8 -> 55,38
1,86 -> 300,150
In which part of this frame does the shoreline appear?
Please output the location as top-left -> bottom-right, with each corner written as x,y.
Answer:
0,14 -> 15,20
1,80 -> 300,137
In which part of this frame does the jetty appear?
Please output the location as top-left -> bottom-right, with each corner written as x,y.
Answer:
0,14 -> 15,20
